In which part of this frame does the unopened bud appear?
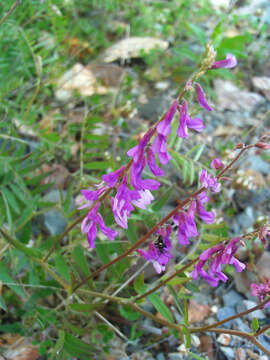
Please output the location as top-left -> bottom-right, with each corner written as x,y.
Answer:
234,143 -> 244,149
255,142 -> 270,150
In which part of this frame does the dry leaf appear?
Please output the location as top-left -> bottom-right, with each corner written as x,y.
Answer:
55,63 -> 107,101
102,37 -> 168,63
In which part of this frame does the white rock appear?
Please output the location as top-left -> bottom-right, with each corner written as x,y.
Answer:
252,76 -> 270,100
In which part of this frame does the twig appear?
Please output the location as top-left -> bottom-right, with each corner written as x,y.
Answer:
0,0 -> 21,27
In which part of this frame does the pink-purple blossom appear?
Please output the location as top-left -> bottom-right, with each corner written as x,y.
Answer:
137,225 -> 173,273
196,192 -> 215,224
102,166 -> 126,187
211,158 -> 224,170
251,280 -> 270,307
258,225 -> 270,248
191,237 -> 245,287
199,169 -> 221,193
81,202 -> 118,248
195,83 -> 213,111
211,53 -> 237,69
177,101 -> 205,139
173,201 -> 198,245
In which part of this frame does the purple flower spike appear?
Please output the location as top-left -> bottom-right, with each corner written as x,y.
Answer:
199,169 -> 221,193
157,100 -> 178,136
102,166 -> 126,187
195,83 -> 213,112
173,201 -> 198,246
211,158 -> 224,170
177,101 -> 188,138
137,225 -> 173,274
211,53 -> 237,69
191,237 -> 245,287
81,202 -> 118,248
251,280 -> 270,307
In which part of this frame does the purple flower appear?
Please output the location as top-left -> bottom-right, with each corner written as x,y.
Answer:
151,100 -> 178,165
211,158 -> 224,170
78,184 -> 107,209
211,53 -> 237,69
130,157 -> 160,191
195,83 -> 213,112
199,169 -> 221,193
177,101 -> 206,138
81,202 -> 118,248
137,225 -> 173,273
132,189 -> 154,209
173,201 -> 198,246
196,192 -> 215,224
191,237 -> 245,287
251,280 -> 270,307
258,225 -> 270,249
110,175 -> 140,229
147,147 -> 164,177
127,128 -> 154,163
177,101 -> 188,138
102,166 -> 126,187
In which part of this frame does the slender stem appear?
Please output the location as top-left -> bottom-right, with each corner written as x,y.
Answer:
134,258 -> 199,301
255,323 -> 270,337
206,328 -> 270,356
72,188 -> 205,293
0,0 -> 21,27
190,296 -> 270,333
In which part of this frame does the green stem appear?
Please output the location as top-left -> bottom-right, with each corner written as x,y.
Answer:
0,0 -> 21,27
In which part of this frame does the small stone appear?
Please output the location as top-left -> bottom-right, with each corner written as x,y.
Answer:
168,353 -> 184,360
235,347 -> 246,360
233,318 -> 250,333
217,307 -> 236,328
237,300 -> 265,320
252,76 -> 270,100
217,333 -> 231,346
223,290 -> 244,308
220,346 -> 235,360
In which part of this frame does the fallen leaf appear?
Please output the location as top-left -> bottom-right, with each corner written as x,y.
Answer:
55,63 -> 107,101
102,37 -> 168,63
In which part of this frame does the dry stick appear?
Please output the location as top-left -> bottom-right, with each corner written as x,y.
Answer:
72,187 -> 205,293
206,328 -> 270,356
134,258 -> 199,301
73,145 -> 252,293
0,0 -> 21,27
190,296 -> 270,333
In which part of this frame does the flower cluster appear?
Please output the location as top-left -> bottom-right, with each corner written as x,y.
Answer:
251,279 -> 270,308
79,53 -> 237,257
137,225 -> 173,273
191,237 -> 245,287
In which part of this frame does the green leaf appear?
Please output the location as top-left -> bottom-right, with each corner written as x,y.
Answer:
182,324 -> 191,348
2,190 -> 13,230
134,273 -> 147,295
2,187 -> 20,214
84,161 -> 112,170
187,351 -> 207,360
69,303 -> 99,313
119,304 -> 140,321
193,144 -> 205,161
187,23 -> 206,45
252,317 -> 260,332
64,332 -> 93,360
72,245 -> 90,277
55,252 -> 70,283
148,293 -> 174,323
168,285 -> 184,316
152,185 -> 175,212
0,263 -> 27,299
0,294 -> 7,311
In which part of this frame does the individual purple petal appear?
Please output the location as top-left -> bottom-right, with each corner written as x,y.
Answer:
187,116 -> 205,132
195,83 -> 213,111
132,189 -> 154,209
177,101 -> 188,138
87,222 -> 97,248
151,135 -> 171,165
147,148 -> 164,177
157,100 -> 178,136
230,257 -> 246,272
102,166 -> 126,187
211,158 -> 224,170
197,203 -> 215,224
211,53 -> 237,69
96,213 -> 118,240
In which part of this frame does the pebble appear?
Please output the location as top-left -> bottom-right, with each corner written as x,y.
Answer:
237,300 -> 265,320
217,333 -> 231,346
217,307 -> 236,328
223,289 -> 244,308
220,346 -> 235,360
